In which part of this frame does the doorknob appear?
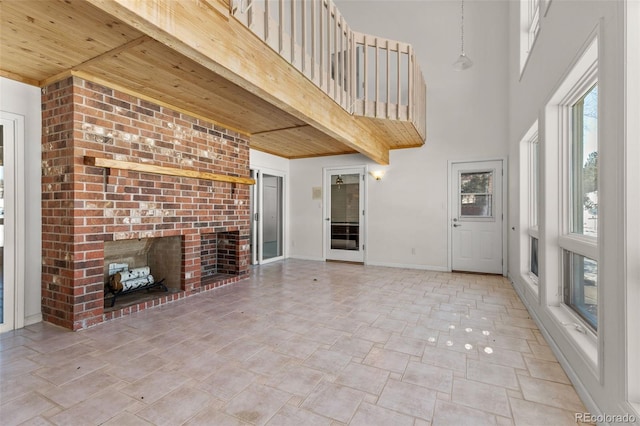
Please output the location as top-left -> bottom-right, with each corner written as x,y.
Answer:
325,218 -> 330,221
453,224 -> 461,227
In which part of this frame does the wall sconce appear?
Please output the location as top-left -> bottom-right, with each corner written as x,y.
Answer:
370,170 -> 385,181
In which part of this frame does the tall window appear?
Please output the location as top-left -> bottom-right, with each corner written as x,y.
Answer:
529,136 -> 539,281
520,0 -> 541,72
520,124 -> 540,286
564,83 -> 598,331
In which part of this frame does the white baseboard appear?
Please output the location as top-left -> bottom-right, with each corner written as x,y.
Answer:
24,313 -> 43,327
365,260 -> 449,272
287,255 -> 325,262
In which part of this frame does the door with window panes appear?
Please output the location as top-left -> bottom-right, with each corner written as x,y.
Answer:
450,160 -> 504,274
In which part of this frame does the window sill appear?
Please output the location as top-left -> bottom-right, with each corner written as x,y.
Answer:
547,304 -> 598,375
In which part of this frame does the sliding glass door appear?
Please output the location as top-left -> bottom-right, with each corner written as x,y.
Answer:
250,169 -> 285,265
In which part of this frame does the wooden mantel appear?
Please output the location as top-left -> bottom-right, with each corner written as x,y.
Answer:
84,156 -> 256,185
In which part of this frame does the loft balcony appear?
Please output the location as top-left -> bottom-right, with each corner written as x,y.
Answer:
0,0 -> 426,165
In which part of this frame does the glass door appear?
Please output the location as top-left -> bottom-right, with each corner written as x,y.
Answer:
324,167 -> 365,263
0,118 -> 16,332
250,169 -> 285,265
261,173 -> 283,262
0,124 -> 5,329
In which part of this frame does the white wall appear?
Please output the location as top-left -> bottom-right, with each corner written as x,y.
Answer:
0,77 -> 42,326
508,0 -> 638,419
288,0 -> 509,269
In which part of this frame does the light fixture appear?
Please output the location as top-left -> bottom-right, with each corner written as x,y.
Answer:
335,175 -> 344,188
453,0 -> 473,71
370,170 -> 385,181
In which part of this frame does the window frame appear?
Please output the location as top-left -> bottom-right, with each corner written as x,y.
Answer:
559,63 -> 599,336
543,33 -> 599,372
519,123 -> 540,295
520,0 -> 542,75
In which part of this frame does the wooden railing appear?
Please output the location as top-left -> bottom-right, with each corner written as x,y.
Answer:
231,0 -> 426,141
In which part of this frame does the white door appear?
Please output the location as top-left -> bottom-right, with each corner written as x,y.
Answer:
250,169 -> 285,265
324,167 -> 365,263
0,115 -> 24,333
450,160 -> 504,274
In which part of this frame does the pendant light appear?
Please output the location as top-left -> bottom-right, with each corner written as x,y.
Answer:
453,0 -> 473,71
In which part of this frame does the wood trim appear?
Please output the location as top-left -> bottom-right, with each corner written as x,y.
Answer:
84,156 -> 256,185
0,70 -> 40,87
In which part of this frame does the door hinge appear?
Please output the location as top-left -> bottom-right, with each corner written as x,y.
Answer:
362,209 -> 365,216
363,244 -> 365,250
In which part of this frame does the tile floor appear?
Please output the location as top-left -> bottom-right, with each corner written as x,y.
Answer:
0,260 -> 592,425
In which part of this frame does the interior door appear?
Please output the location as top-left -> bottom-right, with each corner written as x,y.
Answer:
324,167 -> 365,263
261,173 -> 283,262
0,118 -> 17,332
250,169 -> 285,265
450,160 -> 504,274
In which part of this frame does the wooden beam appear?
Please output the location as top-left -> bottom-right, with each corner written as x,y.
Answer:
0,69 -> 40,87
85,0 -> 390,165
84,156 -> 256,185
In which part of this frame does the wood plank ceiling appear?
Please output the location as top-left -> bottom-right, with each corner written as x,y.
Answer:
0,0 -> 421,163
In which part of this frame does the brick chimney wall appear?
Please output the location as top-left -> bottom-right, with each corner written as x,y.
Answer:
41,76 -> 251,330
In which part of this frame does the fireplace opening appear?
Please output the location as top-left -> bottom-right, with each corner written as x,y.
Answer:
201,231 -> 240,286
103,236 -> 182,311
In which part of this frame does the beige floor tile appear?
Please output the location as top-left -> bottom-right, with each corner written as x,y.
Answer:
0,392 -> 56,426
451,377 -> 511,417
509,397 -> 581,426
524,357 -> 571,384
422,346 -> 467,373
301,381 -> 364,423
185,407 -> 250,426
527,341 -> 558,361
517,375 -> 586,413
384,334 -> 427,357
135,385 -> 214,425
266,405 -> 332,426
303,348 -> 352,373
33,356 -> 108,386
101,412 -> 155,425
402,361 -> 453,394
243,348 -> 294,376
353,326 -> 392,344
371,317 -> 407,333
334,362 -> 390,395
48,390 -> 136,426
377,378 -> 437,421
120,369 -> 191,404
265,365 -> 325,396
432,400 -> 497,426
37,369 -> 122,408
466,359 -> 519,390
476,345 -> 526,369
350,402 -> 414,426
224,383 -> 292,425
363,347 -> 410,373
197,365 -> 260,400
330,335 -> 374,358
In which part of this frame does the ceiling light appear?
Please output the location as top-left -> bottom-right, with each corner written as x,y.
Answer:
453,0 -> 473,71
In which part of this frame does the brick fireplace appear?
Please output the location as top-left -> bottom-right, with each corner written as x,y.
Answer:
41,76 -> 251,330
